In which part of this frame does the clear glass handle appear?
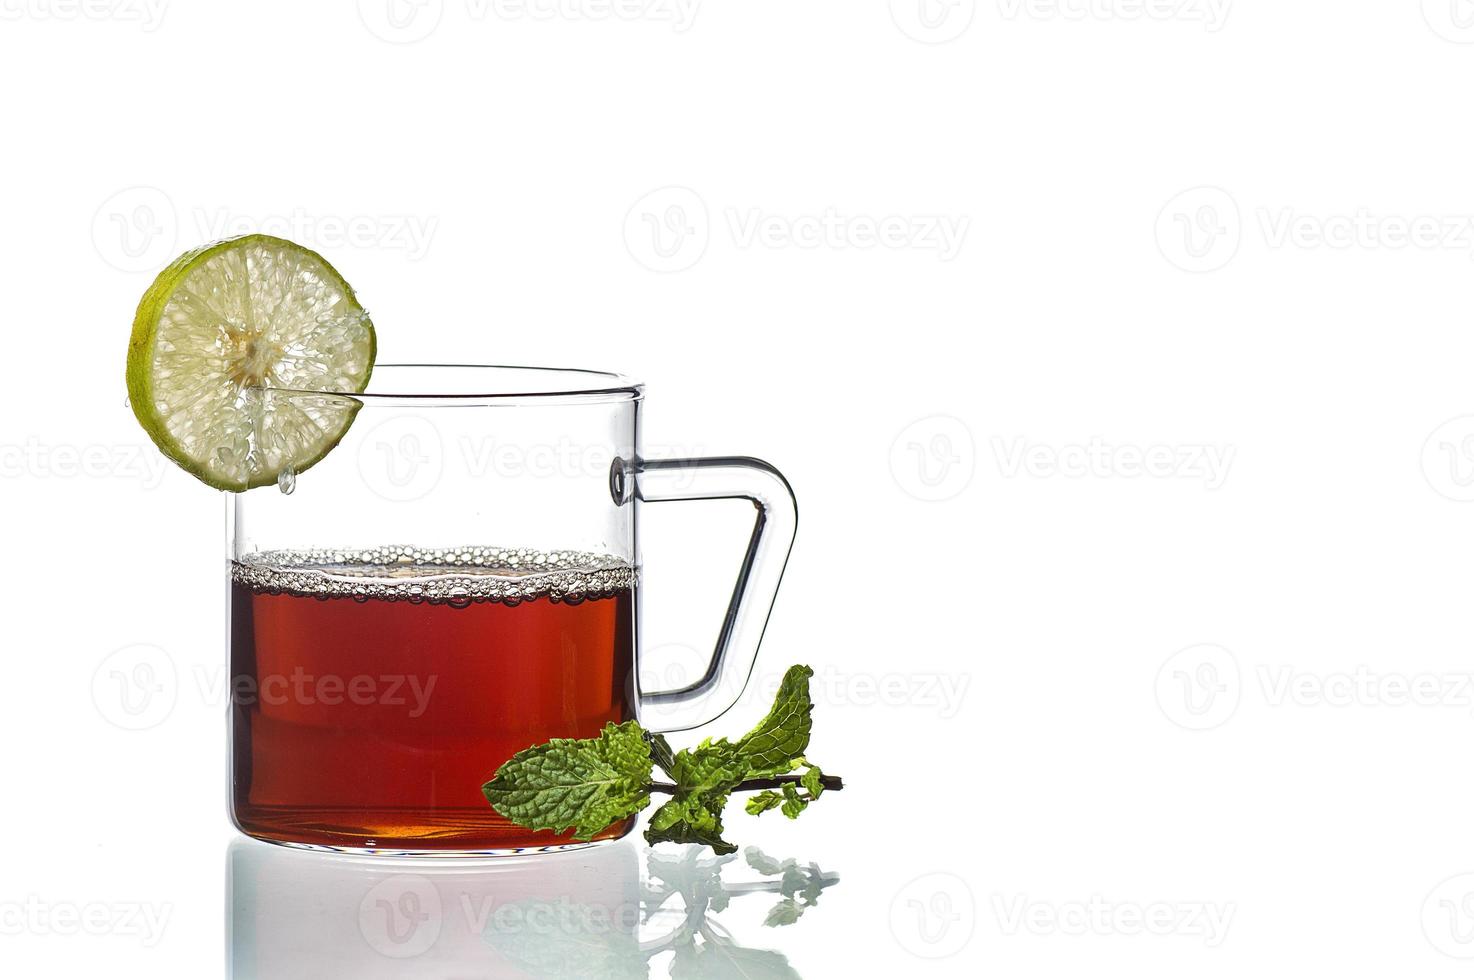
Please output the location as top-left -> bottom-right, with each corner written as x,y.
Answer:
621,456 -> 798,732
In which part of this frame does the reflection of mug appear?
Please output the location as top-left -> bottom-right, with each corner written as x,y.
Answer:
226,836 -> 641,977
228,366 -> 797,853
229,838 -> 839,978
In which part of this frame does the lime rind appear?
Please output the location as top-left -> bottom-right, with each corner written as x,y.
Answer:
126,234 -> 376,491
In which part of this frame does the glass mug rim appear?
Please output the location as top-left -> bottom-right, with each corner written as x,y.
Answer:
256,363 -> 645,406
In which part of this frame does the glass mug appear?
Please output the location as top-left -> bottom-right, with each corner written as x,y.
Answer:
227,365 -> 796,854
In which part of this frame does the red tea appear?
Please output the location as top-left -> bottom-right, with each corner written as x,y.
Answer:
229,546 -> 637,852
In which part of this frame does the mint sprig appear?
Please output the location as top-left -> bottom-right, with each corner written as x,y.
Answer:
481,664 -> 845,854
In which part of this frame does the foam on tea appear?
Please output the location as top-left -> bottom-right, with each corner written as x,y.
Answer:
229,546 -> 638,852
232,545 -> 637,605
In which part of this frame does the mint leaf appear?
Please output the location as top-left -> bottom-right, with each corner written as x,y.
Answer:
744,790 -> 783,816
653,664 -> 818,842
482,721 -> 653,840
667,739 -> 751,794
645,739 -> 751,854
747,766 -> 828,823
645,793 -> 734,854
646,731 -> 677,778
779,783 -> 807,818
800,765 -> 824,800
733,665 -> 815,776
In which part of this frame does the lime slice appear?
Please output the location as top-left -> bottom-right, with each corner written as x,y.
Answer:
126,235 -> 376,491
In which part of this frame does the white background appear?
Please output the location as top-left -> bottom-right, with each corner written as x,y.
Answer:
4,1 -> 1474,976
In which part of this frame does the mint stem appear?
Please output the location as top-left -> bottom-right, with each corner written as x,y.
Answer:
648,774 -> 845,795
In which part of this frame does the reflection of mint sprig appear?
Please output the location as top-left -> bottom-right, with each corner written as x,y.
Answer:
485,845 -> 840,980
482,665 -> 845,854
739,847 -> 837,927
